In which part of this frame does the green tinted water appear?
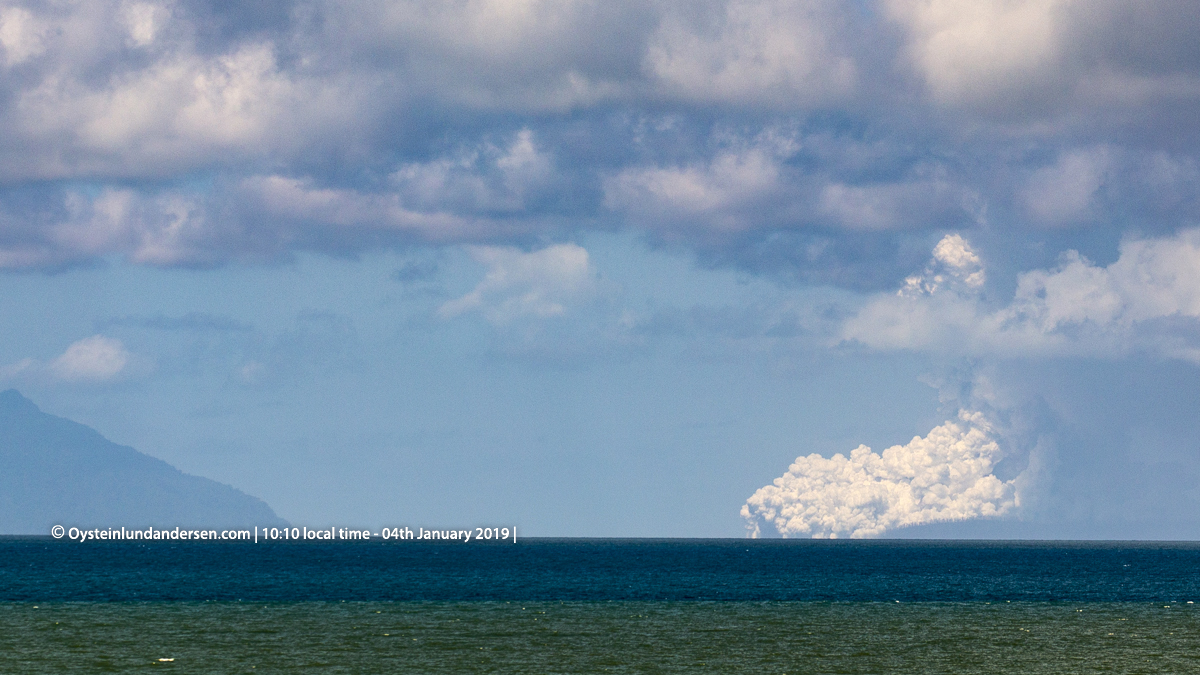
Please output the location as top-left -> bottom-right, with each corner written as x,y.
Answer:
3,602 -> 1198,673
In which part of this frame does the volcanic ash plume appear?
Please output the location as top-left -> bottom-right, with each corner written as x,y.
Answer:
742,411 -> 1015,538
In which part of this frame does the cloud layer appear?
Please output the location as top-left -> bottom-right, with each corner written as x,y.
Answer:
0,0 -> 1196,280
742,411 -> 1016,538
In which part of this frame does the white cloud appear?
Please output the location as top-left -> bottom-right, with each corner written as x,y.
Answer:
0,134 -> 562,269
818,176 -> 962,231
885,0 -> 1067,106
0,0 -> 1195,274
20,43 -> 304,169
1021,147 -> 1112,226
0,1 -> 356,181
120,1 -> 167,47
0,6 -> 48,66
439,244 -> 597,323
1007,232 -> 1200,330
898,233 -> 985,297
49,335 -> 130,381
743,410 -> 1016,538
886,0 -> 1200,115
0,187 -> 215,269
336,0 -> 640,110
843,228 -> 1200,360
331,0 -> 859,111
603,141 -> 791,235
646,0 -> 856,105
237,176 -> 484,242
604,131 -> 973,237
391,129 -> 554,214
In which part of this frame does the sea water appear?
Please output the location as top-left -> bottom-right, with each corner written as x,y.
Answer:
2,538 -> 1199,672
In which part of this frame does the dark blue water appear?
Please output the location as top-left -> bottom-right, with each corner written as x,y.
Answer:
3,537 -> 1198,602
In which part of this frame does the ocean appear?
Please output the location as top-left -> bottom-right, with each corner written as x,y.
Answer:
2,538 -> 1199,672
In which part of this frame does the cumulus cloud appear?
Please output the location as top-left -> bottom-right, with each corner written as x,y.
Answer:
1005,232 -> 1200,332
898,233 -> 984,297
645,0 -> 856,106
0,0 -> 1195,278
7,23 -> 344,180
817,176 -> 965,231
0,128 -> 558,268
326,0 -> 648,111
439,244 -> 599,323
1020,147 -> 1112,226
0,6 -> 49,65
885,0 -> 1068,107
49,335 -> 130,381
0,0 -> 855,182
603,135 -> 797,236
885,0 -> 1200,114
743,410 -> 1016,538
0,185 -> 220,269
391,129 -> 556,215
120,1 -> 168,48
843,228 -> 1200,360
231,176 -> 489,247
603,130 -> 973,240
0,335 -> 138,383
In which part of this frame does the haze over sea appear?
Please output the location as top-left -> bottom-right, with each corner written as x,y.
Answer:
4,538 -> 1199,673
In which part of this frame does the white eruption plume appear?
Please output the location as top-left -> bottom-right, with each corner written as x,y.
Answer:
742,411 -> 1015,538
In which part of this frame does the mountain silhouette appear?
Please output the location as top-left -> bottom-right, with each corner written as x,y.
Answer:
0,390 -> 286,534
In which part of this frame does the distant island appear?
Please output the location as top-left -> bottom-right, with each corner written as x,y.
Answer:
0,390 -> 287,535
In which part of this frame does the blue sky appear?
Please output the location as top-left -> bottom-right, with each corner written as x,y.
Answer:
2,0 -> 1200,537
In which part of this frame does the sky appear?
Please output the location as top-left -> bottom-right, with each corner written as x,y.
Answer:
1,0 -> 1199,537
